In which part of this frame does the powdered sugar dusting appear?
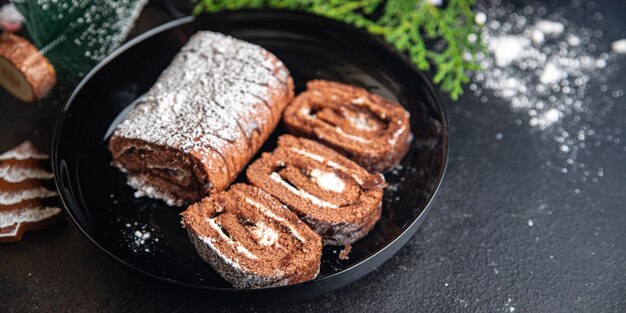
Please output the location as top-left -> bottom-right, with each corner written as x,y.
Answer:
0,207 -> 61,229
473,0 -> 624,180
115,220 -> 161,254
113,31 -> 287,155
535,20 -> 564,36
0,187 -> 57,205
0,165 -> 53,183
612,39 -> 626,54
0,142 -> 48,160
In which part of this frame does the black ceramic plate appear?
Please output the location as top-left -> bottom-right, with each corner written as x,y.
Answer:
52,11 -> 448,298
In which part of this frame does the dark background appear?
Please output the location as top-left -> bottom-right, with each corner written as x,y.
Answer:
1,0 -> 624,312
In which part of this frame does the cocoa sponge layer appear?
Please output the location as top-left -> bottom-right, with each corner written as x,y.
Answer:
108,31 -> 294,206
283,80 -> 412,172
247,135 -> 386,245
181,183 -> 322,288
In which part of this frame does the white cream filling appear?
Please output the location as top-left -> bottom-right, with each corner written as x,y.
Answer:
309,169 -> 345,193
334,126 -> 371,143
252,221 -> 279,246
127,175 -> 181,207
346,113 -> 377,131
206,218 -> 257,259
290,148 -> 364,186
270,172 -> 338,209
244,197 -> 306,243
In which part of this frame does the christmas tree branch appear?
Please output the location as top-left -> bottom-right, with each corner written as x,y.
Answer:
194,0 -> 484,100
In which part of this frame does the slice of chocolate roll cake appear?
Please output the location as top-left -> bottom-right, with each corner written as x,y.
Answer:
181,183 -> 321,288
246,135 -> 386,246
108,31 -> 294,206
283,80 -> 412,172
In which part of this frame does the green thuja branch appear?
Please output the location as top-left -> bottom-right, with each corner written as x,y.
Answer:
12,0 -> 147,84
194,0 -> 483,100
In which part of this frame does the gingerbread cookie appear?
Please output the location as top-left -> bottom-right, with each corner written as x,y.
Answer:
0,141 -> 62,243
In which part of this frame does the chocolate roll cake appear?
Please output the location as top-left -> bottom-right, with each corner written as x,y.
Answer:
182,183 -> 322,288
0,141 -> 62,243
108,31 -> 294,206
283,80 -> 412,172
246,135 -> 386,245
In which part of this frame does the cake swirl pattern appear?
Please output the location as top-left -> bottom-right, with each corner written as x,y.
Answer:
283,80 -> 412,172
247,135 -> 386,246
182,183 -> 322,288
108,31 -> 294,206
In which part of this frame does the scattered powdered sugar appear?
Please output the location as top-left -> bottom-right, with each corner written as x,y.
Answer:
472,0 -> 624,180
133,230 -> 151,244
489,36 -> 530,67
538,62 -> 566,85
118,220 -> 160,254
502,297 -> 517,313
535,20 -> 564,36
309,168 -> 346,193
612,39 -> 626,54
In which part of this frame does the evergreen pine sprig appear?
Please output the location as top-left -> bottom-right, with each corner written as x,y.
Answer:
194,0 -> 483,100
12,0 -> 147,85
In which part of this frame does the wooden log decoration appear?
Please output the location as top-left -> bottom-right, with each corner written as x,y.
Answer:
0,33 -> 56,102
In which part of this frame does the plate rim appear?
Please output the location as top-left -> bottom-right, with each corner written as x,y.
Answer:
51,10 -> 449,293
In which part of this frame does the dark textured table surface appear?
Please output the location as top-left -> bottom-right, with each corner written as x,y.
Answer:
2,1 -> 625,312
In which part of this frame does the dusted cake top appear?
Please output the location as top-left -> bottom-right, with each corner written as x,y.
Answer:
113,31 -> 290,154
